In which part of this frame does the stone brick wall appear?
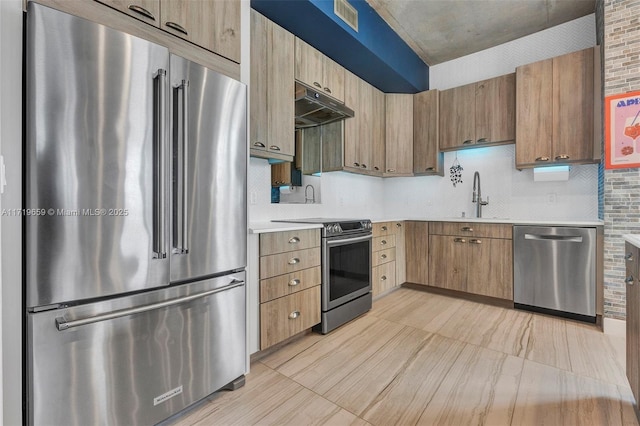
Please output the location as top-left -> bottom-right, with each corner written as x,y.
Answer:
604,0 -> 640,319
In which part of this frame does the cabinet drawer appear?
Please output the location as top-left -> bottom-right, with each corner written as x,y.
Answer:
373,222 -> 393,237
372,261 -> 396,296
429,222 -> 512,239
260,286 -> 320,349
260,229 -> 320,256
260,247 -> 321,279
260,266 -> 321,303
373,248 -> 396,267
373,234 -> 396,251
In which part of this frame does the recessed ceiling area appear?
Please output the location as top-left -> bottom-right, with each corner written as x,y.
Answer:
366,0 -> 596,65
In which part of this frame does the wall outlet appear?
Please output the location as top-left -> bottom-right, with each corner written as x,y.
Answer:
546,193 -> 557,204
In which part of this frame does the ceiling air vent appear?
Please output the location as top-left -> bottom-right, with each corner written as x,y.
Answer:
334,0 -> 358,32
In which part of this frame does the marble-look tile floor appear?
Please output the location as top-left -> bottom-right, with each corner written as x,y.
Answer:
171,288 -> 638,426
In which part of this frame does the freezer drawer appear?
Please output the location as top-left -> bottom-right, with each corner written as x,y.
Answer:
27,272 -> 246,426
514,226 -> 596,318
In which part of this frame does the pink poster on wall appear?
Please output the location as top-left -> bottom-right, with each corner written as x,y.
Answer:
605,90 -> 640,169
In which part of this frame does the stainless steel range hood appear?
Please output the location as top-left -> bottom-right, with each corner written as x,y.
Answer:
295,81 -> 354,128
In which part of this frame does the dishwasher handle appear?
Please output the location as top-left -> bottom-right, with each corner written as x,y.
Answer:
524,234 -> 583,243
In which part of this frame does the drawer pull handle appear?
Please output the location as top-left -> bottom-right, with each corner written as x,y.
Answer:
289,279 -> 300,287
476,137 -> 488,143
535,156 -> 550,162
288,258 -> 300,265
313,82 -> 322,88
354,162 -> 360,167
555,154 -> 570,160
324,87 -> 332,94
381,226 -> 387,231
625,253 -> 634,261
463,139 -> 473,145
253,141 -> 265,148
374,166 -> 380,171
128,4 -> 156,20
461,227 -> 473,232
380,275 -> 387,281
380,240 -> 387,245
289,311 -> 300,319
288,237 -> 300,244
165,21 -> 188,35
425,167 -> 434,171
626,275 -> 635,285
396,223 -> 402,228
361,164 -> 367,168
454,238 -> 466,243
387,168 -> 396,173
270,145 -> 281,151
381,254 -> 387,259
470,239 -> 482,244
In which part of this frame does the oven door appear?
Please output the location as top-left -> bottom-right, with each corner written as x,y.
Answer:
322,233 -> 372,311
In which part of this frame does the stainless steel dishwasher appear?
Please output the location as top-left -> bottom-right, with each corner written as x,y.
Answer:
513,226 -> 596,322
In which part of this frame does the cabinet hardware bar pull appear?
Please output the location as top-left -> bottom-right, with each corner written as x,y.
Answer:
461,227 -> 473,232
289,279 -> 300,287
128,4 -> 156,20
454,238 -> 466,243
555,155 -> 570,160
470,239 -> 482,244
535,156 -> 550,162
380,275 -> 387,281
381,254 -> 387,259
353,162 -> 360,167
361,164 -> 366,168
289,311 -> 300,319
476,138 -> 488,143
396,223 -> 402,227
324,87 -> 332,94
425,167 -> 434,171
165,22 -> 188,35
626,275 -> 635,285
288,257 -> 300,265
374,166 -> 380,171
387,168 -> 396,172
288,237 -> 300,244
270,145 -> 281,151
313,82 -> 322,88
253,142 -> 265,148
626,253 -> 634,261
381,226 -> 387,231
380,240 -> 387,245
463,139 -> 473,144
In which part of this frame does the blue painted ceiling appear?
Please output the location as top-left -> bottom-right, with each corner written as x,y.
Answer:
251,0 -> 429,93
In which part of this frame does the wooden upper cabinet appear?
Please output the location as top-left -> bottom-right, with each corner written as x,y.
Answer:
343,70 -> 360,171
96,0 -> 160,26
371,86 -> 386,174
440,74 -> 515,151
413,89 -> 443,176
385,94 -> 414,176
475,73 -> 515,144
249,11 -> 294,160
358,79 -> 373,171
439,83 -> 476,150
294,38 -> 345,102
516,47 -> 598,168
162,0 -> 240,63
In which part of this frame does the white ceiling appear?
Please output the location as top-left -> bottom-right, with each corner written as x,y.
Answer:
366,0 -> 596,65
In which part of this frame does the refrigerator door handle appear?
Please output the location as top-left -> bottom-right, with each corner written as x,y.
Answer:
153,69 -> 168,259
55,279 -> 245,331
175,80 -> 189,254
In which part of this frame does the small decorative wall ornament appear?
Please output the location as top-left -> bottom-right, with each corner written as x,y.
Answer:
605,90 -> 640,169
450,153 -> 463,187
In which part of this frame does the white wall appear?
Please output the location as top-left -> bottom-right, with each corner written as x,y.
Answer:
0,0 -> 22,424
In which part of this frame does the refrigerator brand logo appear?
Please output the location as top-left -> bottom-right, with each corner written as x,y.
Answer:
153,385 -> 183,406
617,98 -> 640,108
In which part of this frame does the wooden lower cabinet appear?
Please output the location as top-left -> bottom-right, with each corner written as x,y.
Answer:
373,260 -> 396,296
372,222 -> 399,297
625,242 -> 640,403
394,222 -> 406,285
428,235 -> 468,292
467,238 -> 513,300
405,221 -> 429,285
260,286 -> 320,350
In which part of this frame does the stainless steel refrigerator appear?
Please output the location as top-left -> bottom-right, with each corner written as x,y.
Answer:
25,4 -> 247,425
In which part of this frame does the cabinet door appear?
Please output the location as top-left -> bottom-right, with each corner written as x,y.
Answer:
266,19 -> 294,157
467,238 -> 513,300
323,56 -> 345,102
413,89 -> 442,175
96,0 -> 160,27
439,83 -> 475,150
405,222 -> 429,285
372,261 -> 396,297
249,10 -> 268,152
428,235 -> 467,291
295,38 -> 324,90
626,243 -> 640,403
552,48 -> 594,163
516,59 -> 553,167
162,0 -> 240,63
385,94 -> 414,175
343,70 -> 360,170
371,86 -> 386,174
358,79 -> 373,171
394,222 -> 406,285
476,74 -> 515,145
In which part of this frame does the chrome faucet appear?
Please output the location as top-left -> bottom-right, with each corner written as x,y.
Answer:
472,171 -> 489,218
305,184 -> 315,204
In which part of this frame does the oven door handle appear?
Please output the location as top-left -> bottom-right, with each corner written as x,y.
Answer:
325,234 -> 372,246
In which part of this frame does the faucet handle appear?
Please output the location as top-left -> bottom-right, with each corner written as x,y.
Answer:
481,196 -> 489,206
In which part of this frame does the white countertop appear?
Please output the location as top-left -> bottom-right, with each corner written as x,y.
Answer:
624,234 -> 640,248
249,222 -> 324,234
370,217 -> 603,226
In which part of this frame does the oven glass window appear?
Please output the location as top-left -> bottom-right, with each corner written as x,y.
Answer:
329,240 -> 371,302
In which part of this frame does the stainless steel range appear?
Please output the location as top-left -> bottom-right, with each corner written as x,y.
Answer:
273,218 -> 372,333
